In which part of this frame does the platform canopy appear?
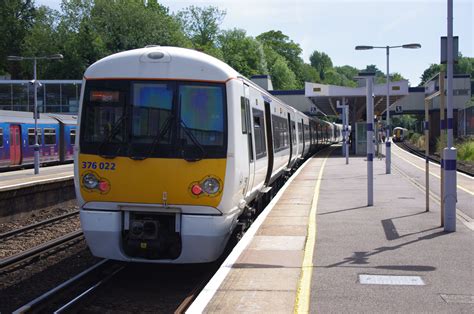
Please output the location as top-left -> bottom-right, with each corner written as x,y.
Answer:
305,80 -> 409,118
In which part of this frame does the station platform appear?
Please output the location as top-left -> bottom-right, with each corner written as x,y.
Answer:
0,164 -> 74,220
0,164 -> 73,192
188,145 -> 474,313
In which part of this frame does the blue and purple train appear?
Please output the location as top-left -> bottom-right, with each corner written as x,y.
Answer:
0,110 -> 77,170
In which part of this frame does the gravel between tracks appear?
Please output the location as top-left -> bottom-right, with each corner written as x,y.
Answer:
0,241 -> 101,313
0,200 -> 78,234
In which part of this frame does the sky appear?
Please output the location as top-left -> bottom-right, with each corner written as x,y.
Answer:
37,0 -> 473,87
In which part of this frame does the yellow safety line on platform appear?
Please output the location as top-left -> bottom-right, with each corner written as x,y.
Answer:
393,150 -> 474,196
294,148 -> 332,314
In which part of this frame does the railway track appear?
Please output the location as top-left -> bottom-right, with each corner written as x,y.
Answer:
12,259 -> 216,313
0,211 -> 83,272
0,210 -> 79,240
12,259 -> 124,313
0,230 -> 83,273
395,141 -> 474,176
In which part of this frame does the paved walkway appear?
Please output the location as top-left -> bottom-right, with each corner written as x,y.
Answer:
0,164 -> 73,191
189,146 -> 473,313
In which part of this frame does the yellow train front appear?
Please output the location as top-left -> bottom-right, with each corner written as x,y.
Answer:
75,47 -> 247,263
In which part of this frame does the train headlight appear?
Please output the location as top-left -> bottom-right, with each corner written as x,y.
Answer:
201,177 -> 220,195
83,173 -> 99,189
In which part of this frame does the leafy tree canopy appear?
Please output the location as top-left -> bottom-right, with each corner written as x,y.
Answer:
309,51 -> 332,80
257,30 -> 304,85
218,28 -> 267,77
176,5 -> 225,50
0,0 -> 36,77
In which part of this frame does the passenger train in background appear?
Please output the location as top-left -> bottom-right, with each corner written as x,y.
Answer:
75,46 -> 342,264
0,110 -> 77,170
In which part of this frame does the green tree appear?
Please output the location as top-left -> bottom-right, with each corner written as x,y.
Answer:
418,54 -> 473,86
91,0 -> 189,52
218,29 -> 267,77
176,5 -> 225,53
309,51 -> 332,80
334,65 -> 358,87
0,0 -> 36,77
270,55 -> 297,90
300,63 -> 320,83
419,64 -> 442,86
21,5 -> 62,79
257,30 -> 304,85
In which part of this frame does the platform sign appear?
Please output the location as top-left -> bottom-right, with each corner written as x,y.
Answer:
441,36 -> 459,64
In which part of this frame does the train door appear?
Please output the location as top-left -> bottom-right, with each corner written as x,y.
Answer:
242,84 -> 255,197
263,100 -> 274,186
287,113 -> 293,167
9,125 -> 21,165
301,118 -> 305,155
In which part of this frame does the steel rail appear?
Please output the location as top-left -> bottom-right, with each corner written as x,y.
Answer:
12,259 -> 114,314
0,230 -> 83,271
0,210 -> 79,240
54,264 -> 125,313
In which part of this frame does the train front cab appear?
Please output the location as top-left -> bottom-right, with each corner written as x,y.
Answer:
76,77 -> 242,263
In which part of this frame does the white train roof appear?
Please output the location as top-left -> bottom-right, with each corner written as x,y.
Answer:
84,46 -> 241,82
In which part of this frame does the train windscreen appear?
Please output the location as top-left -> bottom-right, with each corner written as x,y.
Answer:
80,80 -> 227,159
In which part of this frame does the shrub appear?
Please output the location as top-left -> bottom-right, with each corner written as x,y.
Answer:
456,140 -> 474,161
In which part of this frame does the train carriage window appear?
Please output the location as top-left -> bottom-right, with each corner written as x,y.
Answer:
292,121 -> 296,144
28,128 -> 42,145
272,114 -> 289,152
131,82 -> 173,144
298,122 -> 303,142
0,128 -> 3,147
70,129 -> 76,144
252,108 -> 266,159
179,84 -> 225,147
44,128 -> 56,145
240,97 -> 247,134
81,80 -> 128,146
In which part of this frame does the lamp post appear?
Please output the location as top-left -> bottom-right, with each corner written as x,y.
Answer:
7,54 -> 63,175
355,43 -> 421,174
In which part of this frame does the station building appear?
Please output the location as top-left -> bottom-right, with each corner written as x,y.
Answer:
251,74 -> 473,154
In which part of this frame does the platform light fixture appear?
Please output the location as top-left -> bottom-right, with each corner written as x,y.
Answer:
7,54 -> 64,175
355,43 -> 421,175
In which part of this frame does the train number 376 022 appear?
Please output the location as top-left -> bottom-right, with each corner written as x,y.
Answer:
81,161 -> 116,170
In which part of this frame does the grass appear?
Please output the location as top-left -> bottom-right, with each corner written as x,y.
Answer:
456,140 -> 474,162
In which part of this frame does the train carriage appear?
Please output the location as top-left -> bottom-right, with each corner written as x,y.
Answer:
75,46 -> 336,263
0,110 -> 60,168
0,110 -> 77,170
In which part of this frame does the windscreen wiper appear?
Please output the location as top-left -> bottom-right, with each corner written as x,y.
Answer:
98,112 -> 127,158
144,114 -> 175,158
179,119 -> 206,162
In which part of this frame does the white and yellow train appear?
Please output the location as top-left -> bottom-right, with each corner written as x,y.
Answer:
75,46 -> 341,263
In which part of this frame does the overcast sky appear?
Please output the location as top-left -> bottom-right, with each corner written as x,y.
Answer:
37,0 -> 473,86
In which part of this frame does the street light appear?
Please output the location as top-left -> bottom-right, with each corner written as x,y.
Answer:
7,54 -> 64,175
355,43 -> 421,174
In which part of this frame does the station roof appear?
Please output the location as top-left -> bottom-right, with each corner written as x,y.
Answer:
304,80 -> 410,116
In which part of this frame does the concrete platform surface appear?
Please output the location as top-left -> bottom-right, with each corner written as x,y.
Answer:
0,164 -> 73,191
188,146 -> 473,313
